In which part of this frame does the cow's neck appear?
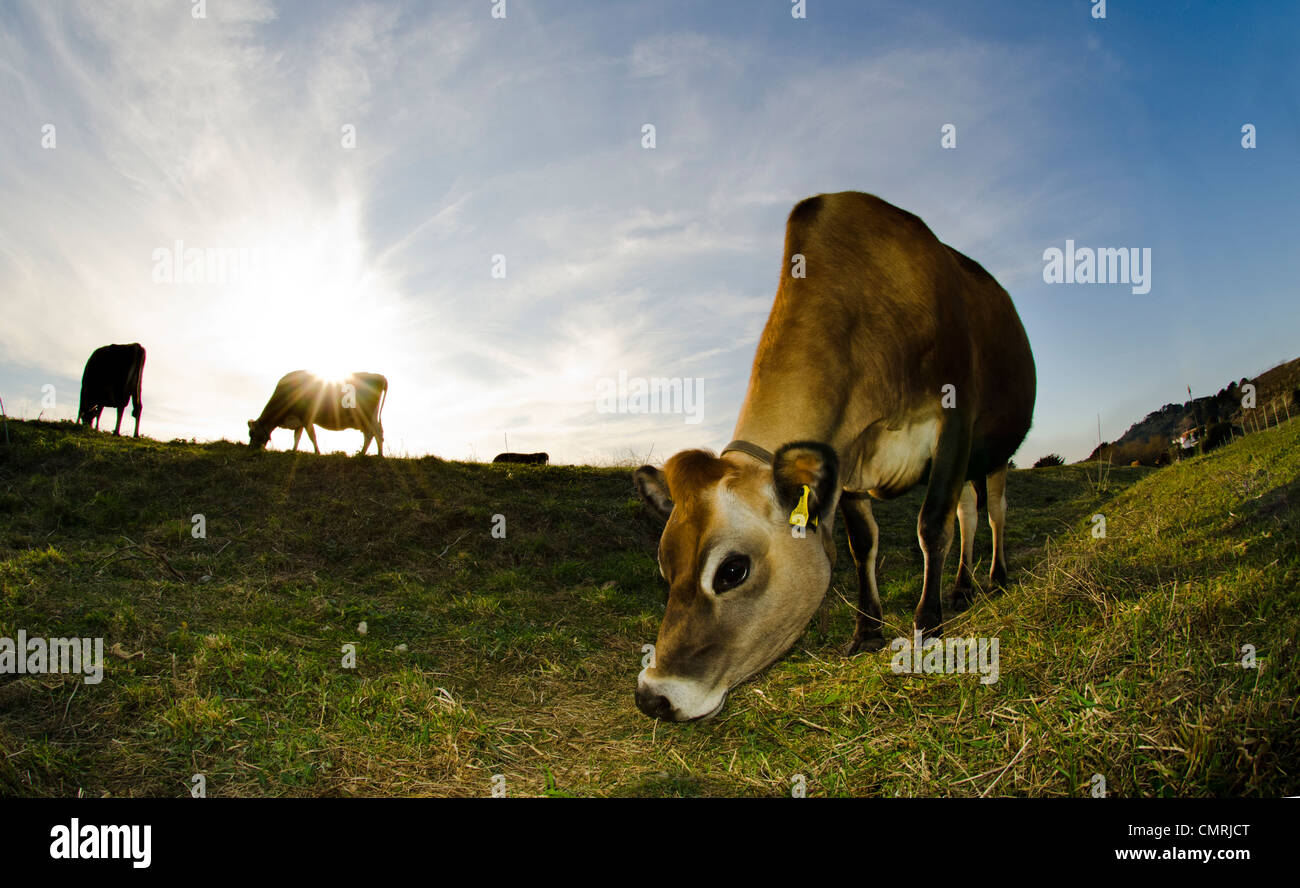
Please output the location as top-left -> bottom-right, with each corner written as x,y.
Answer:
731,295 -> 866,457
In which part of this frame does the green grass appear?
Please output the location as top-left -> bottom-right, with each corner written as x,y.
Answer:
0,418 -> 1296,796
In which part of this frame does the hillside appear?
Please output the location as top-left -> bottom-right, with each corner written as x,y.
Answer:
1,419 -> 1297,796
1087,355 -> 1300,466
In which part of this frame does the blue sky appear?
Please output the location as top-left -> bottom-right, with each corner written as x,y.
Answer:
1,1 -> 1296,464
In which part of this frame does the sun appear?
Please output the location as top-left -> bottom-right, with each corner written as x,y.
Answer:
216,205 -> 393,396
306,361 -> 351,384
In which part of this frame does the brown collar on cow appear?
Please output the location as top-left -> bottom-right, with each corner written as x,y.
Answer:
720,440 -> 774,464
721,439 -> 821,531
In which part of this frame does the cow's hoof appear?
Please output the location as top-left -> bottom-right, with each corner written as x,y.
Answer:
950,590 -> 975,612
844,634 -> 887,656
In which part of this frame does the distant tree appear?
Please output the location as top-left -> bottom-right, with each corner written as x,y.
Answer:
1033,453 -> 1065,468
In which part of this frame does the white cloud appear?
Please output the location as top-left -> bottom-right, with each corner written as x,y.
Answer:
0,2 -> 1129,466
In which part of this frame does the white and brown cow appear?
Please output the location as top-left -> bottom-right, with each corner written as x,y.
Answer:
248,371 -> 387,456
633,192 -> 1036,721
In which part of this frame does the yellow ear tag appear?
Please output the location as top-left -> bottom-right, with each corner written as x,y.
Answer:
789,484 -> 817,528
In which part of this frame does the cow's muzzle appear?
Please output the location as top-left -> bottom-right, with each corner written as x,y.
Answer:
635,671 -> 727,722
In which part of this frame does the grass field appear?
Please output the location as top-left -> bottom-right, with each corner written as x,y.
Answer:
1,418 -> 1297,797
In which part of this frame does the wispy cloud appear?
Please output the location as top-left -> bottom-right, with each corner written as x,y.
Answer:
3,2 -> 1295,465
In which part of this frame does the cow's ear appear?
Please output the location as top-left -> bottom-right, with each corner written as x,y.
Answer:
633,465 -> 673,521
773,442 -> 839,527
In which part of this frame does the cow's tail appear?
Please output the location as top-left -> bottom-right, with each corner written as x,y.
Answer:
376,376 -> 388,426
135,345 -> 146,410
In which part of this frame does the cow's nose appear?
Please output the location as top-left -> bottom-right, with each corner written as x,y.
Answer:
635,685 -> 677,720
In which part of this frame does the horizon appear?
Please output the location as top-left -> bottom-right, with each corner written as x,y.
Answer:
2,1 -> 1298,464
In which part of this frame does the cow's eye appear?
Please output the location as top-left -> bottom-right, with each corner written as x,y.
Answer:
714,554 -> 750,593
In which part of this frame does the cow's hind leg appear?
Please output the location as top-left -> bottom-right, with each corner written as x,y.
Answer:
987,464 -> 1010,588
113,406 -> 124,436
951,481 -> 979,610
358,414 -> 383,456
359,430 -> 373,456
292,428 -> 302,452
131,396 -> 142,437
914,426 -> 970,639
841,493 -> 885,655
304,424 -> 320,454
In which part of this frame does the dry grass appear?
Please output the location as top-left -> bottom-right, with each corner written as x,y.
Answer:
1,418 -> 1297,796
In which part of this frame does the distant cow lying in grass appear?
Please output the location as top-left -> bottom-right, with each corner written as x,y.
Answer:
493,452 -> 548,465
248,371 -> 387,455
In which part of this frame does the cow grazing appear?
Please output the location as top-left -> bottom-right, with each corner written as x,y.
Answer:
78,343 -> 146,437
492,452 -> 549,465
633,192 -> 1036,721
248,371 -> 387,455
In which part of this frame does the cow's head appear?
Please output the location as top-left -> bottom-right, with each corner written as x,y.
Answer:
247,419 -> 271,451
633,441 -> 839,721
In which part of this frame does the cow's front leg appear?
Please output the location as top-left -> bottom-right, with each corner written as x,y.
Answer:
113,406 -> 125,436
841,493 -> 886,654
304,424 -> 320,454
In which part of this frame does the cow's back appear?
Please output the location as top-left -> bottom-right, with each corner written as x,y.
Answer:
943,246 -> 1036,471
258,370 -> 319,427
737,192 -> 1035,475
269,371 -> 386,432
321,373 -> 385,429
81,343 -> 145,407
350,373 -> 388,417
744,192 -> 975,433
493,452 -> 548,464
785,193 -> 1034,439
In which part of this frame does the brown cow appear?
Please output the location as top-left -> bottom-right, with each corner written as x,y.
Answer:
248,371 -> 387,455
492,452 -> 549,465
79,343 -> 146,437
633,192 -> 1036,720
